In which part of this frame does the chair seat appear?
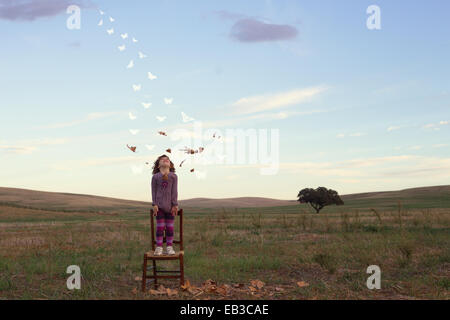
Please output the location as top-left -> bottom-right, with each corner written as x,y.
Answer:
145,250 -> 184,259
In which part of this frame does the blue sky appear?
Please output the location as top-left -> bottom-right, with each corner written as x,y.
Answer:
0,0 -> 449,201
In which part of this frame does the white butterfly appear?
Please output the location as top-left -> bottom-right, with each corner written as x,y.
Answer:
141,102 -> 152,109
145,144 -> 155,151
99,10 -> 105,15
138,51 -> 147,59
181,112 -> 194,123
121,33 -> 128,39
109,16 -> 114,22
195,170 -> 207,180
132,84 -> 141,92
126,60 -> 134,69
118,45 -> 126,51
131,165 -> 144,175
129,112 -> 137,120
147,72 -> 157,80
132,37 -> 138,43
164,98 -> 173,105
217,154 -> 227,161
129,129 -> 139,135
98,19 -> 103,26
106,28 -> 114,35
156,116 -> 166,122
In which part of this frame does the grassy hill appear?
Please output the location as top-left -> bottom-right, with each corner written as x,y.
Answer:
0,185 -> 449,215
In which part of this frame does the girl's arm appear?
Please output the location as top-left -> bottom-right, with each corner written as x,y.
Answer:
171,174 -> 178,208
151,174 -> 157,205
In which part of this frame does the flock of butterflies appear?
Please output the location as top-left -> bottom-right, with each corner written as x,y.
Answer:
97,9 -> 222,178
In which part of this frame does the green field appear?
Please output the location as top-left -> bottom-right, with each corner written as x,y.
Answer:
0,195 -> 449,300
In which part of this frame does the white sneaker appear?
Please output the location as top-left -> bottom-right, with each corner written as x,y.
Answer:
166,246 -> 176,255
154,246 -> 163,256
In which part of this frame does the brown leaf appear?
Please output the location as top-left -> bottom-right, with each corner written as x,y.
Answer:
250,279 -> 265,289
190,168 -> 194,172
233,283 -> 244,288
181,279 -> 191,290
149,289 -> 164,295
296,281 -> 309,288
158,131 -> 167,136
166,148 -> 171,153
127,144 -> 136,152
166,288 -> 178,296
275,287 -> 285,292
249,286 -> 257,292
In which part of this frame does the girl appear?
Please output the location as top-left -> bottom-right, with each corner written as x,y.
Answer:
151,154 -> 179,255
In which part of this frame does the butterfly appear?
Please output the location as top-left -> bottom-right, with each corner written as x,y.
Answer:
195,170 -> 207,180
181,112 -> 194,123
109,16 -> 114,22
126,144 -> 136,152
145,144 -> 155,151
128,112 -> 136,120
131,165 -> 143,175
147,72 -> 157,80
156,116 -> 166,122
158,131 -> 167,136
190,168 -> 194,172
118,45 -> 126,51
129,129 -> 139,135
121,33 -> 128,39
166,148 -> 171,153
106,28 -> 114,35
164,98 -> 173,105
98,19 -> 103,26
132,37 -> 138,43
179,159 -> 186,167
132,84 -> 141,92
126,60 -> 134,69
180,147 -> 196,154
139,51 -> 147,59
142,102 -> 152,109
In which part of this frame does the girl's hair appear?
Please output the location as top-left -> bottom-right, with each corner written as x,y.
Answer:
152,154 -> 176,174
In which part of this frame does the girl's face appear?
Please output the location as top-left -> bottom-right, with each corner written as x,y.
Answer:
159,157 -> 170,168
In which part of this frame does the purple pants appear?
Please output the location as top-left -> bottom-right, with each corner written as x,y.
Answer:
156,208 -> 174,246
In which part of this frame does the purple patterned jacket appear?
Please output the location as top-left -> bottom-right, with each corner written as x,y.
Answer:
151,172 -> 178,213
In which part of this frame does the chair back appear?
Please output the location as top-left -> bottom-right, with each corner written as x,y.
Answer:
150,208 -> 183,251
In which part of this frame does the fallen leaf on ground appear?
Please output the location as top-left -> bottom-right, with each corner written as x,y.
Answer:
296,281 -> 309,288
167,288 -> 178,296
250,279 -> 265,289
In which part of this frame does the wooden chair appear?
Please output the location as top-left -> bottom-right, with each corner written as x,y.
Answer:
141,208 -> 184,292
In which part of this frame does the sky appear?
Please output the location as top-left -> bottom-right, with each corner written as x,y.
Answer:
0,0 -> 449,202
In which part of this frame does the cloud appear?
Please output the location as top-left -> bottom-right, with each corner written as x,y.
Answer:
51,155 -> 155,171
230,18 -> 298,43
231,86 -> 327,115
37,112 -> 121,129
0,137 -> 66,154
336,132 -> 365,138
0,0 -> 93,21
387,125 -> 401,132
224,155 -> 450,179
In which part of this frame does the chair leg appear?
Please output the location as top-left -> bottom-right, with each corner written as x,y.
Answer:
152,260 -> 158,289
180,255 -> 184,287
142,255 -> 147,292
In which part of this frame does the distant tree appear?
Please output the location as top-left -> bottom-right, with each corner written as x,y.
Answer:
297,187 -> 344,213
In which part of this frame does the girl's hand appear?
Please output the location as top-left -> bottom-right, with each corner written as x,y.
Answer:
171,206 -> 178,216
152,205 -> 158,216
